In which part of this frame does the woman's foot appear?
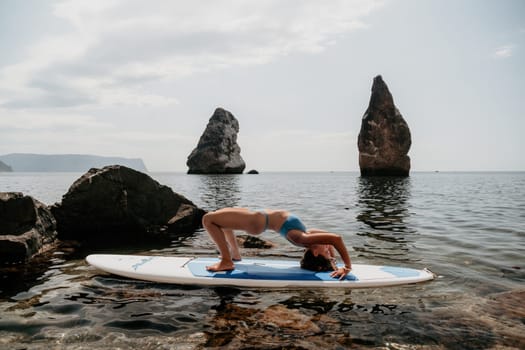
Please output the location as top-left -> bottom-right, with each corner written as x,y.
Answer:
206,261 -> 235,272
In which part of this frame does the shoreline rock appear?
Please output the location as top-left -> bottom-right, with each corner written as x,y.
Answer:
0,192 -> 57,264
51,165 -> 205,245
1,165 -> 206,265
358,75 -> 412,176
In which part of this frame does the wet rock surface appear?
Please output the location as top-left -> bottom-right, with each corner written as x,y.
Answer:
51,165 -> 205,245
236,234 -> 276,249
0,192 -> 57,264
415,289 -> 525,349
358,75 -> 412,176
187,108 -> 246,174
205,303 -> 351,349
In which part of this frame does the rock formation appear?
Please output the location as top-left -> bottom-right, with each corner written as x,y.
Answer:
0,192 -> 57,263
187,108 -> 246,174
358,75 -> 411,176
51,165 -> 205,244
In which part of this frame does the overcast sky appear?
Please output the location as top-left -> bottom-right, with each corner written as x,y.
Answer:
1,0 -> 523,172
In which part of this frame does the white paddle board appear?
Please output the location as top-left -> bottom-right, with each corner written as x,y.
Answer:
86,254 -> 434,288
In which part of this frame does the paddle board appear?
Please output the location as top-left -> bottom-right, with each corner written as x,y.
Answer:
86,254 -> 434,288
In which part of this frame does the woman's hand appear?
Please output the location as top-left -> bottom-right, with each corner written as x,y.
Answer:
330,266 -> 351,280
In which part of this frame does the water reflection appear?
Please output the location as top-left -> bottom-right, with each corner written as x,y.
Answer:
197,175 -> 242,210
355,177 -> 413,261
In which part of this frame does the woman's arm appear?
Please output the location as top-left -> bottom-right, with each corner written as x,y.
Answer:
288,230 -> 352,279
328,235 -> 352,279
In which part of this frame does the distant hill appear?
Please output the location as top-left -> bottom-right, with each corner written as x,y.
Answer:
0,153 -> 147,172
0,160 -> 12,172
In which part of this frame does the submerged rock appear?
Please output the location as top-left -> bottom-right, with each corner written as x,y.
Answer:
0,192 -> 57,264
236,234 -> 275,249
51,165 -> 205,245
206,303 -> 348,349
358,75 -> 412,176
261,305 -> 321,333
187,107 -> 246,174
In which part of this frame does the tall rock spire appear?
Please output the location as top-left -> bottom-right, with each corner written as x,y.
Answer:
357,75 -> 412,176
187,108 -> 246,174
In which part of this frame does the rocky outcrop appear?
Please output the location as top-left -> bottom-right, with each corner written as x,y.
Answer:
358,75 -> 411,176
0,160 -> 12,172
187,108 -> 246,174
0,193 -> 57,264
51,165 -> 205,244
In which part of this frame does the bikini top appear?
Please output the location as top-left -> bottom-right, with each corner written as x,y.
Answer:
278,214 -> 306,237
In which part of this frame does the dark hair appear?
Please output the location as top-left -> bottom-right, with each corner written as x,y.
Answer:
300,250 -> 334,272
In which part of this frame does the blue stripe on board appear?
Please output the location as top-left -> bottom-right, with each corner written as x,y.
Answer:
188,258 -> 357,281
380,266 -> 420,278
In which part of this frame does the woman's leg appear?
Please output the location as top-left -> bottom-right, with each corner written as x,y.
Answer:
202,208 -> 260,271
202,213 -> 235,271
224,228 -> 242,261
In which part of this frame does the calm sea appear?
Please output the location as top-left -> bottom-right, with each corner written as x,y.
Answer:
0,172 -> 524,349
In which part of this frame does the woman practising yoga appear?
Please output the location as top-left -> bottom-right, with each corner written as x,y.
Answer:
202,207 -> 352,279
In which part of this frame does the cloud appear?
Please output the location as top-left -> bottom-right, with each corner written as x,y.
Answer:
0,108 -> 111,131
0,0 -> 385,109
0,107 -> 195,164
493,44 -> 515,59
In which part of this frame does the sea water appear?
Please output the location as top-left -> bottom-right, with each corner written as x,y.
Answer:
0,172 -> 524,349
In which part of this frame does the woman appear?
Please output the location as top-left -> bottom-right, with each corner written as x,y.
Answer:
202,207 -> 352,279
